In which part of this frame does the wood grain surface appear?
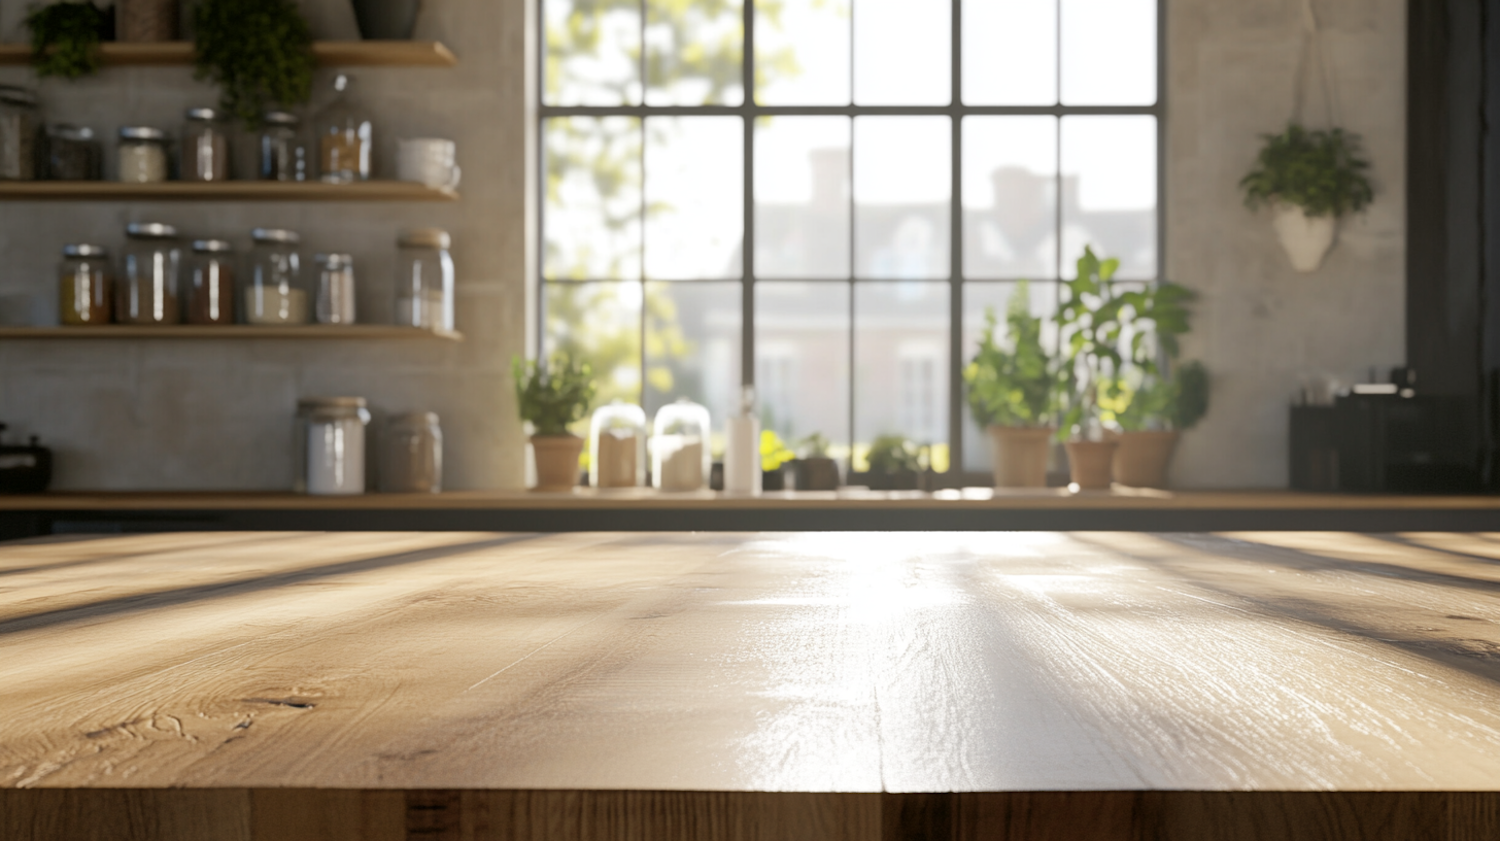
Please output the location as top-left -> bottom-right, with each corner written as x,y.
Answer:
4,530 -> 1500,839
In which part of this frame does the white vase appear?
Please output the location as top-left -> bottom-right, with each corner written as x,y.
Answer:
1272,204 -> 1338,273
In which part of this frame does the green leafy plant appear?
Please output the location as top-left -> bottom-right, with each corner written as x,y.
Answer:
512,354 -> 597,436
1111,361 -> 1210,432
865,435 -> 922,475
1055,247 -> 1130,437
799,432 -> 831,459
193,0 -> 314,128
760,430 -> 796,472
1240,123 -> 1374,217
964,280 -> 1056,429
25,1 -> 110,80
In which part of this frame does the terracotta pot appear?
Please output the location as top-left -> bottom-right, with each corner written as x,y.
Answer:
1112,430 -> 1180,489
1065,440 -> 1119,490
986,426 -> 1054,488
531,434 -> 583,492
1273,204 -> 1337,272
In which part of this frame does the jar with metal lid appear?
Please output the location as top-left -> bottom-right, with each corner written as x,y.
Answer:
186,239 -> 235,325
314,74 -> 372,183
379,412 -> 443,493
651,398 -> 712,492
246,228 -> 307,325
259,110 -> 308,182
394,228 -> 454,332
181,107 -> 229,182
118,127 -> 169,183
295,397 -> 371,495
589,400 -> 647,488
314,253 -> 356,325
0,85 -> 39,181
59,244 -> 110,326
118,223 -> 181,324
44,125 -> 102,180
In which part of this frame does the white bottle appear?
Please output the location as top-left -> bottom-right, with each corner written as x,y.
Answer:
723,386 -> 761,496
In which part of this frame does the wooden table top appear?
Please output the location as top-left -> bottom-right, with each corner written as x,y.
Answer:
5,530 -> 1500,797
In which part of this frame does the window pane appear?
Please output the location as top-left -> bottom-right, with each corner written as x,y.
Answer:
755,117 -> 850,279
853,0 -> 950,105
755,0 -> 850,105
854,282 -> 950,471
963,0 -> 1057,105
545,282 -> 643,414
544,117 -> 642,281
854,117 -> 950,279
544,0 -> 642,106
645,117 -> 743,280
960,281 -> 1059,472
1060,116 -> 1157,279
756,282 -> 851,459
1061,0 -> 1156,105
646,0 -> 744,106
645,282 -> 742,425
963,117 -> 1058,279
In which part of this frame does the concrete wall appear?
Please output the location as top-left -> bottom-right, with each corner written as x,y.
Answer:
0,0 -> 532,490
1167,0 -> 1407,488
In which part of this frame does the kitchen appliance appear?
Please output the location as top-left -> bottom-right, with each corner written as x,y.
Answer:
0,424 -> 53,493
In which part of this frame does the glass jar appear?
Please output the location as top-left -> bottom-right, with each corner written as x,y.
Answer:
118,127 -> 169,183
295,397 -> 371,495
181,107 -> 229,182
245,228 -> 307,325
44,124 -> 102,180
652,398 -> 711,492
118,222 -> 181,325
117,0 -> 177,41
394,228 -> 454,331
589,400 -> 647,488
0,85 -> 39,181
259,110 -> 308,182
58,244 -> 110,326
314,253 -> 356,325
315,74 -> 372,183
379,411 -> 443,493
186,239 -> 235,325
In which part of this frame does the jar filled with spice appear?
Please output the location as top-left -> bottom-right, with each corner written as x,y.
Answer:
0,85 -> 39,181
651,398 -> 712,492
44,125 -> 102,180
379,412 -> 443,493
118,127 -> 170,183
589,400 -> 647,488
394,228 -> 454,332
246,228 -> 307,325
58,244 -> 110,326
117,0 -> 176,41
295,397 -> 371,495
314,252 -> 356,325
186,239 -> 235,325
314,74 -> 372,183
259,110 -> 308,181
118,223 -> 181,325
181,107 -> 229,182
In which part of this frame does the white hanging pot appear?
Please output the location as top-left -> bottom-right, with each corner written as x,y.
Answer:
1272,204 -> 1338,272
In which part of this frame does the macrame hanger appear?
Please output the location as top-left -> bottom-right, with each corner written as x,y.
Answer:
1292,0 -> 1340,127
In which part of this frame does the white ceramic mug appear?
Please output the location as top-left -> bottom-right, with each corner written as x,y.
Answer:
397,138 -> 461,190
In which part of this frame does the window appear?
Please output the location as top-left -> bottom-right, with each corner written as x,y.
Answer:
539,0 -> 1161,480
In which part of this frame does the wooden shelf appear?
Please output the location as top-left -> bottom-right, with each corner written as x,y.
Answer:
0,180 -> 458,202
0,40 -> 457,68
0,325 -> 463,341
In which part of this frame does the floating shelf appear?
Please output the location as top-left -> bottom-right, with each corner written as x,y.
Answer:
0,181 -> 458,202
0,325 -> 464,341
0,41 -> 457,68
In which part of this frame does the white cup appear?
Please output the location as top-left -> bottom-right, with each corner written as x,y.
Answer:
397,138 -> 461,190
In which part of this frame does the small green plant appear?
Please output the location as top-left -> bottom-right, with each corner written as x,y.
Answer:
25,1 -> 110,80
1055,247 -> 1130,436
760,430 -> 796,472
193,0 -> 314,128
866,435 -> 922,475
512,353 -> 597,436
1240,123 -> 1374,218
1111,361 -> 1210,432
964,280 -> 1055,429
799,432 -> 831,459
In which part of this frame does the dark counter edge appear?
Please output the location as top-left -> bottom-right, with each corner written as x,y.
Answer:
5,505 -> 1500,539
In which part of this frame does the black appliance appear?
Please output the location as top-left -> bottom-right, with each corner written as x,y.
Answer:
1290,394 -> 1480,493
0,423 -> 53,493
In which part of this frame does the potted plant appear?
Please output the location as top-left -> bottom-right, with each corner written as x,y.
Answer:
351,0 -> 423,40
192,0 -> 315,128
963,280 -> 1056,487
759,429 -> 796,491
1108,361 -> 1210,488
24,1 -> 113,79
1056,247 -> 1129,490
512,353 -> 596,492
1240,123 -> 1374,272
795,432 -> 841,491
864,434 -> 922,491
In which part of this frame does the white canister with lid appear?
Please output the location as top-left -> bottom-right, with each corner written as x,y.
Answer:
296,397 -> 371,495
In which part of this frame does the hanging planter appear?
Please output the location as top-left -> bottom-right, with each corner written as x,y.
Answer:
1240,124 -> 1373,273
1271,202 -> 1338,272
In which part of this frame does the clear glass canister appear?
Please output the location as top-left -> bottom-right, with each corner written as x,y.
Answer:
118,127 -> 169,183
652,397 -> 711,492
181,107 -> 229,182
295,397 -> 371,495
59,244 -> 110,326
314,252 -> 356,325
45,124 -> 102,180
379,411 -> 443,493
118,222 -> 181,325
395,228 -> 454,331
246,228 -> 307,325
0,85 -> 39,181
259,110 -> 308,182
186,239 -> 235,325
589,400 -> 647,488
315,74 -> 372,183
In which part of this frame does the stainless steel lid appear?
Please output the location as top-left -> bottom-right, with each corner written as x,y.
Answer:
192,239 -> 233,253
316,253 -> 353,268
251,228 -> 301,244
48,124 -> 95,141
118,126 -> 168,141
398,228 -> 451,250
184,107 -> 222,122
0,85 -> 38,107
125,222 -> 178,239
62,244 -> 107,258
388,411 -> 440,428
263,110 -> 299,126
